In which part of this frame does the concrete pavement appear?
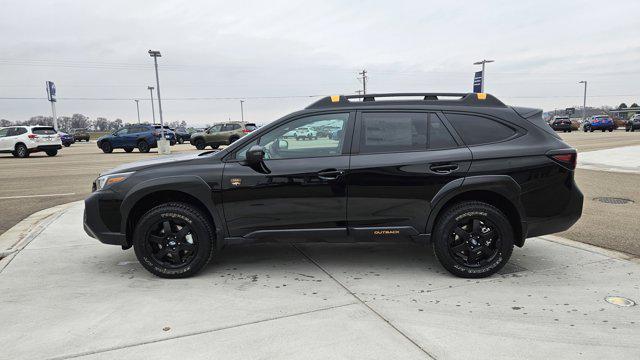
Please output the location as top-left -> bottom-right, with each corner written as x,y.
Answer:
1,202 -> 639,360
578,145 -> 640,174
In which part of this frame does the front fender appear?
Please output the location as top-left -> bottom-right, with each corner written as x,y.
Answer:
119,175 -> 225,247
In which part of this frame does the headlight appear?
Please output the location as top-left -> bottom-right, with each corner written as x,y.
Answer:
95,172 -> 134,191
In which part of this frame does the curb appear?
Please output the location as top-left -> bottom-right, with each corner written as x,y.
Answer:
0,201 -> 80,272
540,234 -> 640,264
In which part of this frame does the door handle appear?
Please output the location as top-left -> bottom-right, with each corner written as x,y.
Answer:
317,169 -> 344,180
429,163 -> 459,174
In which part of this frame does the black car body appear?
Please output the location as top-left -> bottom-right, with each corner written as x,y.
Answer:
625,115 -> 640,132
550,117 -> 572,132
84,93 -> 583,279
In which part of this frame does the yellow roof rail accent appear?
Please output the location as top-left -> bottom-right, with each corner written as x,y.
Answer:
477,93 -> 487,100
330,95 -> 340,102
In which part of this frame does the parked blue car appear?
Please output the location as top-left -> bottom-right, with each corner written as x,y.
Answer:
96,124 -> 176,153
58,131 -> 75,147
583,115 -> 615,132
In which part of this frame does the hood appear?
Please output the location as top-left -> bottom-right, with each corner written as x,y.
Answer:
101,152 -> 217,176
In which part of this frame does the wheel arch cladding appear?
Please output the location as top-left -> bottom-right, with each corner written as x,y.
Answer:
120,176 -> 223,249
427,175 -> 526,247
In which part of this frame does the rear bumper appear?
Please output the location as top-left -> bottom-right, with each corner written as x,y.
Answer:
35,144 -> 62,151
526,181 -> 584,238
83,191 -> 126,246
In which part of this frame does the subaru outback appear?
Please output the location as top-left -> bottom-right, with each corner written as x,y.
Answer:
84,93 -> 583,279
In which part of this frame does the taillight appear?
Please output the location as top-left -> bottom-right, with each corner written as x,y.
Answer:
550,153 -> 577,170
28,134 -> 38,139
242,129 -> 251,133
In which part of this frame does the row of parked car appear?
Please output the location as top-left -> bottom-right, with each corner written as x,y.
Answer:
549,114 -> 640,132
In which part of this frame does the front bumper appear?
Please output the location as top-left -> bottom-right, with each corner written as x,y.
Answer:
83,191 -> 126,246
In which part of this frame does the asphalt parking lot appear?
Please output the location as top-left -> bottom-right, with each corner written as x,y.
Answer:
1,131 -> 639,256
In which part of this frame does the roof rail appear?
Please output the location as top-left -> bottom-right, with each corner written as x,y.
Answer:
306,92 -> 506,109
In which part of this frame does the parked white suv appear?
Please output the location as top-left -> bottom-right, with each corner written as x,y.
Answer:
0,125 -> 63,158
292,127 -> 317,140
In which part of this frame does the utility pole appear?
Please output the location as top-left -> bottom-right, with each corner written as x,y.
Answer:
147,86 -> 156,124
358,69 -> 368,94
149,50 -> 168,154
473,59 -> 495,92
134,100 -> 141,124
579,81 -> 588,123
240,100 -> 245,122
355,90 -> 364,95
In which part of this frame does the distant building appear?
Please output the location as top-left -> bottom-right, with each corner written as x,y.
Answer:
610,107 -> 640,120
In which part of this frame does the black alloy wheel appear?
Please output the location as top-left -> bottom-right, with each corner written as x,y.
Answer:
195,138 -> 206,150
138,140 -> 150,153
433,201 -> 513,278
133,202 -> 215,278
45,149 -> 58,156
101,141 -> 113,153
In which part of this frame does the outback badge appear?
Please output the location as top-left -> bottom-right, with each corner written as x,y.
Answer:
230,178 -> 242,186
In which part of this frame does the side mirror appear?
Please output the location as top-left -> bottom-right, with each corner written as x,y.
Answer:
244,145 -> 270,174
278,139 -> 289,150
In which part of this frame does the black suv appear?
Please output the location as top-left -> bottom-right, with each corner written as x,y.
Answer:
84,93 -> 583,279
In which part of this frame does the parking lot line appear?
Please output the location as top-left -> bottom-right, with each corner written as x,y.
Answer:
0,193 -> 76,200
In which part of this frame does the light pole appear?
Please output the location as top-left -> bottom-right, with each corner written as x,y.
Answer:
149,50 -> 168,154
240,100 -> 245,122
473,59 -> 495,93
134,99 -> 141,124
579,81 -> 588,123
147,86 -> 156,124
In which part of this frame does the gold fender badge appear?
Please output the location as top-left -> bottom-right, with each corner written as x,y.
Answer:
230,178 -> 242,186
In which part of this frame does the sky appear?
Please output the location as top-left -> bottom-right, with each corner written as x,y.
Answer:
1,0 -> 639,126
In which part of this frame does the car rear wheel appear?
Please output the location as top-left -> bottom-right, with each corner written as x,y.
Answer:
124,147 -> 134,153
133,202 -> 215,278
194,138 -> 206,150
432,201 -> 514,278
14,144 -> 29,158
101,141 -> 113,153
45,149 -> 58,157
138,140 -> 150,153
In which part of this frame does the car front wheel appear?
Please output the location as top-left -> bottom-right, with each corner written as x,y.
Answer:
432,201 -> 514,278
133,202 -> 215,278
195,138 -> 206,150
101,142 -> 113,153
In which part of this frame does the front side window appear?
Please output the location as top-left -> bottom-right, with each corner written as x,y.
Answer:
445,113 -> 516,146
359,112 -> 428,154
235,113 -> 349,161
115,128 -> 129,136
209,124 -> 223,133
0,128 -> 8,138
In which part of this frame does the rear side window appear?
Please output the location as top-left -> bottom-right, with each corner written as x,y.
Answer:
429,116 -> 457,149
359,112 -> 428,153
445,113 -> 516,146
15,127 -> 27,135
32,127 -> 56,135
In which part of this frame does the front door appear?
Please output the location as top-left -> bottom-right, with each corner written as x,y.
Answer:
221,112 -> 353,239
347,111 -> 472,238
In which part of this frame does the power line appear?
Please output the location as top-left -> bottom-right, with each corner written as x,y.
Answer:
358,69 -> 368,94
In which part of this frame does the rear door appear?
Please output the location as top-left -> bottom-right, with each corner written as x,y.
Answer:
347,111 -> 472,238
0,128 -> 11,151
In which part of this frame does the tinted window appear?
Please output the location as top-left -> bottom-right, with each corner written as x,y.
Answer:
245,124 -> 257,131
32,127 -> 56,135
445,113 -> 516,145
237,113 -> 349,160
115,128 -> 129,136
222,124 -> 236,131
15,127 -> 27,135
209,124 -> 223,132
359,112 -> 427,154
429,116 -> 458,149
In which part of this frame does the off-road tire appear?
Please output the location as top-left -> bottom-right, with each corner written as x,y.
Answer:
133,202 -> 215,279
432,201 -> 514,278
